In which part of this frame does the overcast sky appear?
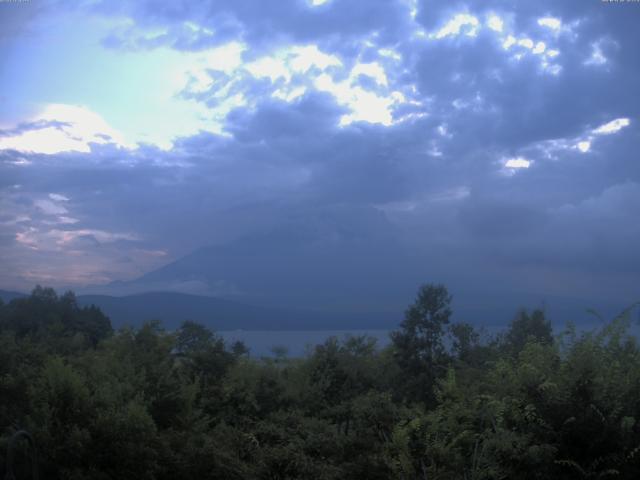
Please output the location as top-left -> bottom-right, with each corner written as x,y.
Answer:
1,0 -> 639,312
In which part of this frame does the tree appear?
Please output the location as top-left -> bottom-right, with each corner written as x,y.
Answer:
0,287 -> 112,348
390,284 -> 452,405
175,320 -> 215,355
502,308 -> 553,356
449,321 -> 480,363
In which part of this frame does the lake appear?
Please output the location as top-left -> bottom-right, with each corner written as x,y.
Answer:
219,319 -> 640,357
219,329 -> 392,357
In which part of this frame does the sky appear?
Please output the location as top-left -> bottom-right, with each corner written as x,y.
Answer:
0,0 -> 639,314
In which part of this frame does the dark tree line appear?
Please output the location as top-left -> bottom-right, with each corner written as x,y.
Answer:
1,285 -> 639,479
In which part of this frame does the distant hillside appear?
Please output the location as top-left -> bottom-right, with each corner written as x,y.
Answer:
4,288 -> 631,333
1,288 -> 396,330
76,291 -> 397,331
81,217 -> 635,329
0,289 -> 27,303
84,212 -> 416,313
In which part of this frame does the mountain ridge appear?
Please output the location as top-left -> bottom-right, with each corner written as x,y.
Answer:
0,289 -> 397,331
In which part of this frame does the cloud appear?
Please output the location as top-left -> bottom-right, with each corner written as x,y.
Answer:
486,14 -> 504,33
35,199 -> 68,216
0,104 -> 131,154
431,13 -> 480,39
0,0 -> 638,311
593,117 -> 630,135
504,157 -> 531,169
49,193 -> 69,202
537,17 -> 562,31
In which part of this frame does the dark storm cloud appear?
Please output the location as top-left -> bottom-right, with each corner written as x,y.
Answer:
93,0 -> 414,54
408,32 -> 634,150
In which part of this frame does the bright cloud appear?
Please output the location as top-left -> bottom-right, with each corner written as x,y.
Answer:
487,14 -> 504,33
0,104 -> 130,154
289,45 -> 342,73
184,41 -> 407,127
525,116 -> 630,160
245,45 -> 342,82
500,32 -> 560,74
351,62 -> 388,87
518,38 -> 534,49
315,73 -> 398,126
432,14 -> 480,39
538,17 -> 562,30
503,35 -> 517,49
272,86 -> 307,102
182,42 -> 246,93
532,42 -> 546,55
504,157 -> 531,169
378,48 -> 402,61
593,118 -> 631,135
246,57 -> 292,82
577,141 -> 591,153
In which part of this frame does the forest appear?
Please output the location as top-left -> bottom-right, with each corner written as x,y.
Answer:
1,285 -> 640,479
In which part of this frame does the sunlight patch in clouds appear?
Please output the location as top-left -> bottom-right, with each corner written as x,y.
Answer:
577,141 -> 591,153
379,48 -> 402,61
244,45 -> 342,83
289,45 -> 342,73
272,86 -> 307,102
246,57 -> 292,82
315,73 -> 397,126
504,157 -> 531,169
518,38 -> 534,49
351,62 -> 388,87
532,42 -> 546,55
180,40 -> 416,127
432,14 -> 480,39
523,117 -> 629,160
503,35 -> 517,49
502,34 -> 560,73
593,118 -> 630,135
182,42 -> 246,93
0,104 -> 131,154
486,14 -> 504,33
103,41 -> 248,147
186,41 -> 409,127
538,17 -> 562,31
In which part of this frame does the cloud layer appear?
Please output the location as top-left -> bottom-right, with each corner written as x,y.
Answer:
0,0 -> 639,313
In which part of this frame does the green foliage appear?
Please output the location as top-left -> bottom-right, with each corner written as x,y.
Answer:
500,308 -> 553,356
390,283 -> 453,405
0,286 -> 112,349
1,286 -> 639,479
